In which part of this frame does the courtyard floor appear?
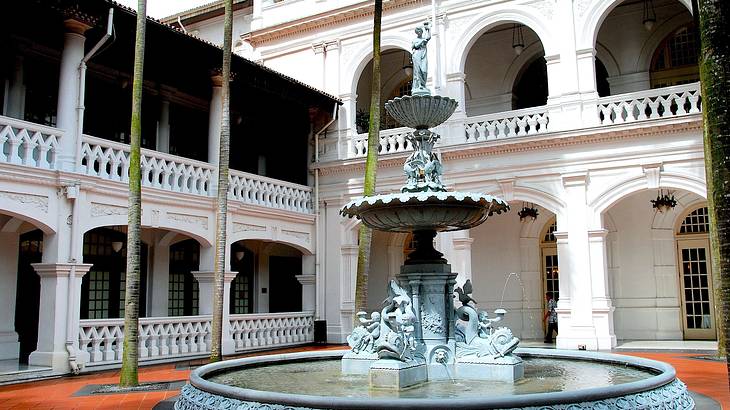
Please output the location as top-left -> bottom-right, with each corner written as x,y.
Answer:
0,344 -> 727,409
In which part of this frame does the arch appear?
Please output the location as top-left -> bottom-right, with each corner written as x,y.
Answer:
595,42 -> 620,78
579,0 -> 693,50
636,12 -> 694,73
0,203 -> 55,234
512,186 -> 566,218
590,172 -> 706,226
450,6 -> 558,75
519,207 -> 557,239
81,219 -> 212,249
228,231 -> 313,256
347,35 -> 412,97
501,43 -> 545,94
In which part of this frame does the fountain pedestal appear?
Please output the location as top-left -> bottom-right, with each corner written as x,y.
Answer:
369,358 -> 428,389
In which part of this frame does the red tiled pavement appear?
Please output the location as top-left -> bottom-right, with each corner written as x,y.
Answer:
0,346 -> 727,409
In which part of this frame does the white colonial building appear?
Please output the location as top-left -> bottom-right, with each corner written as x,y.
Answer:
0,0 -> 713,379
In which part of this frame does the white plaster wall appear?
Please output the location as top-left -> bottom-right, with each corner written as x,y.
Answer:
185,10 -> 253,48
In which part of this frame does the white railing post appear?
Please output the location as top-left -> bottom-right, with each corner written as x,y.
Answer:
597,83 -> 702,125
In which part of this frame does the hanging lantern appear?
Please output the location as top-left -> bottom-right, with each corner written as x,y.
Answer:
642,0 -> 657,31
650,189 -> 677,213
518,202 -> 539,221
512,24 -> 525,56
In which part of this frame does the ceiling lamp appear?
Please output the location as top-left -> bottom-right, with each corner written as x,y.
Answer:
518,202 -> 539,222
512,24 -> 525,56
651,189 -> 677,213
642,0 -> 657,31
111,241 -> 124,253
235,250 -> 245,261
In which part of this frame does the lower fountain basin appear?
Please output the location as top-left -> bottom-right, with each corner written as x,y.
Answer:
340,192 -> 509,233
175,349 -> 694,410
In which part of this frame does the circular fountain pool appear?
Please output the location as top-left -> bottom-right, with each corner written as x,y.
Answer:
175,349 -> 694,409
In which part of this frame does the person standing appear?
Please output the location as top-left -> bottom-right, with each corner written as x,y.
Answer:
544,292 -> 558,343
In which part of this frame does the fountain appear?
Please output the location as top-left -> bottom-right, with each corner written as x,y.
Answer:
175,21 -> 695,410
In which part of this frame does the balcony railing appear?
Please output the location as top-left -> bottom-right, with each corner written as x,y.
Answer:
0,115 -> 62,169
464,106 -> 549,143
80,135 -> 215,195
350,126 -> 412,158
78,311 -> 314,368
597,82 -> 701,125
229,311 -> 315,352
229,170 -> 312,213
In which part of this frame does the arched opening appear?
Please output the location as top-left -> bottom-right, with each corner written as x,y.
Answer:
229,240 -> 303,313
81,226 -> 148,319
595,58 -> 611,97
650,23 -> 699,88
355,49 -> 412,133
168,239 -> 200,316
463,23 -> 546,116
674,205 -> 715,340
595,0 -> 695,94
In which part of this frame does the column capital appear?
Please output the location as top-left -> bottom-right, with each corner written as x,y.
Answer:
295,274 -> 316,286
63,19 -> 93,35
562,172 -> 588,188
192,270 -> 238,284
32,263 -> 93,278
452,237 -> 474,250
588,229 -> 609,240
312,42 -> 325,55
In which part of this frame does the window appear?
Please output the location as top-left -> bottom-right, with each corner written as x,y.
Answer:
651,24 -> 699,88
679,207 -> 710,234
543,221 -> 557,243
168,240 -> 200,316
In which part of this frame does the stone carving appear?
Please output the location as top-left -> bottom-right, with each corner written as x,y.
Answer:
347,311 -> 381,354
411,21 -> 431,96
90,203 -> 126,217
233,222 -> 266,233
420,310 -> 444,335
454,281 -> 520,361
0,191 -> 49,213
167,212 -> 209,230
402,130 -> 446,193
282,229 -> 311,243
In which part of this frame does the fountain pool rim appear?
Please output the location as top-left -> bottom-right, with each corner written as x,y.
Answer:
178,348 -> 689,410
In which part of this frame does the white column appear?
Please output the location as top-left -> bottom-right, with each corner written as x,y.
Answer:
323,40 -> 341,96
576,48 -> 600,127
56,19 -> 90,172
556,174 -> 598,350
29,263 -> 92,372
312,42 -> 326,92
443,72 -> 467,146
157,99 -> 170,154
191,270 -> 237,354
588,229 -> 616,349
451,229 -> 474,288
518,236 -> 542,339
0,232 -> 20,360
297,255 -> 316,312
150,243 -> 170,317
207,74 -> 223,166
6,55 -> 25,119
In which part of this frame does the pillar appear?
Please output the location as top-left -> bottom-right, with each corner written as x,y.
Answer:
149,242 -> 170,317
443,72 -> 467,146
0,232 -> 20,360
56,19 -> 91,172
191,270 -> 237,354
451,229 -> 474,288
29,263 -> 92,372
207,74 -> 223,172
296,255 -> 316,312
6,55 -> 25,119
312,42 -> 326,92
157,99 -> 170,154
323,40 -> 341,96
556,174 -> 598,350
588,229 -> 616,349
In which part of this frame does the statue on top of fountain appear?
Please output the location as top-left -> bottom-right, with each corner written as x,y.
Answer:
411,21 -> 431,97
453,280 -> 521,362
346,280 -> 423,362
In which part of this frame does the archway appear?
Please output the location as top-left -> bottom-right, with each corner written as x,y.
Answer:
168,239 -> 200,316
463,23 -> 547,116
355,48 -> 413,133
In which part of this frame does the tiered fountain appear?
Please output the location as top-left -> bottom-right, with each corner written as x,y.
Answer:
175,22 -> 695,410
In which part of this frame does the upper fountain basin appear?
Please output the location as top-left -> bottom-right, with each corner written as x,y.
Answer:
384,95 -> 459,129
340,191 -> 509,233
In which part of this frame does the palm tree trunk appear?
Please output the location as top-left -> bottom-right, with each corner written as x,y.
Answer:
354,0 -> 383,325
698,0 -> 729,378
210,0 -> 233,363
119,0 -> 146,387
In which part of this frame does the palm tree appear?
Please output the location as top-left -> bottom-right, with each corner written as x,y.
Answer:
354,0 -> 383,325
698,0 -> 730,380
119,0 -> 146,387
210,0 -> 233,363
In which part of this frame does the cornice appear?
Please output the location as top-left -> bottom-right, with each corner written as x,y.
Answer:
314,116 -> 703,177
247,0 -> 421,47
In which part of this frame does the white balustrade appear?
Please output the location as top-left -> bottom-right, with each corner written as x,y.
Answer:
350,127 -> 412,158
464,107 -> 549,143
78,315 -> 212,367
598,82 -> 701,125
0,115 -> 62,169
229,170 -> 312,213
79,135 -> 215,195
229,311 -> 314,352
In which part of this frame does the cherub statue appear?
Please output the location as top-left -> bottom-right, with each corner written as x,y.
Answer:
376,280 -> 417,361
347,311 -> 381,354
477,308 -> 505,338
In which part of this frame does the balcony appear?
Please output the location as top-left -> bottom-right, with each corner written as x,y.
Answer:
343,83 -> 702,160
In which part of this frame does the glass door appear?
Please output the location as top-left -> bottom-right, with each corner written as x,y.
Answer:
677,239 -> 716,340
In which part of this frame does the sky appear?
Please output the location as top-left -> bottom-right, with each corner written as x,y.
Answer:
115,0 -> 213,19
